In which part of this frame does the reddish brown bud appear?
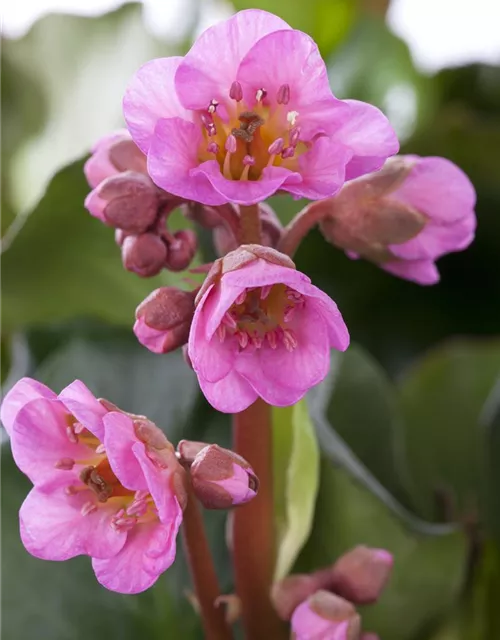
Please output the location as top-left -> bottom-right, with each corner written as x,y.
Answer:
271,574 -> 318,621
186,202 -> 222,229
108,139 -> 148,174
122,233 -> 167,277
291,591 -> 361,640
164,229 -> 198,271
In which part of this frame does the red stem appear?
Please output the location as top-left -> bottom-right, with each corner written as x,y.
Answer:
277,200 -> 334,257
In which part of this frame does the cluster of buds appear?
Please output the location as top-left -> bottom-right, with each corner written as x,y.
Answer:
84,130 -> 197,276
272,545 -> 394,639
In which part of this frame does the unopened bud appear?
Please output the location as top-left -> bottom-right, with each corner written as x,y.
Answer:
271,574 -> 318,621
291,591 -> 361,640
84,130 -> 136,189
177,439 -> 210,465
164,229 -> 197,272
134,287 -> 195,353
122,233 -> 167,277
115,228 -> 129,246
329,546 -> 393,605
98,171 -> 160,233
190,444 -> 258,509
185,202 -> 222,229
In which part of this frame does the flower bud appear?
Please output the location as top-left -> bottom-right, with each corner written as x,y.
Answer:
185,202 -> 222,229
134,287 -> 195,353
122,233 -> 167,277
115,228 -> 129,246
190,444 -> 258,509
164,229 -> 198,272
84,130 -> 141,189
328,546 -> 393,605
271,574 -> 318,621
291,591 -> 361,640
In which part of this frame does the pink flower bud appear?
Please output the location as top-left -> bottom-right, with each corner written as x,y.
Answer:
84,130 -> 146,189
190,444 -> 258,509
291,591 -> 361,640
122,233 -> 167,277
134,287 -> 195,353
271,574 -> 318,621
320,155 -> 476,285
328,546 -> 394,605
164,229 -> 197,272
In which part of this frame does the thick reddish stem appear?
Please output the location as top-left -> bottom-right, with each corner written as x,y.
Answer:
277,200 -> 335,257
232,399 -> 288,639
239,204 -> 262,244
182,481 -> 233,640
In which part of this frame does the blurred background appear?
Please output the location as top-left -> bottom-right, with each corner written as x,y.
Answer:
2,1 -> 500,639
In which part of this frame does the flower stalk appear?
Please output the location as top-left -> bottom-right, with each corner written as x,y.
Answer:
278,200 -> 334,257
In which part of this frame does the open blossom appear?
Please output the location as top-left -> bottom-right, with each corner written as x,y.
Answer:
291,591 -> 361,640
320,155 -> 476,285
0,378 -> 184,594
188,245 -> 349,413
123,9 -> 398,206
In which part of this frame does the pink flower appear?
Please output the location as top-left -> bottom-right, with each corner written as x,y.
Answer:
290,591 -> 361,640
321,155 -> 476,285
187,245 -> 349,413
123,9 -> 398,206
1,378 -> 184,594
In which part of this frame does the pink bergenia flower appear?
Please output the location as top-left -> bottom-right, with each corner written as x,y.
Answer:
123,9 -> 398,206
188,245 -> 349,413
1,378 -> 184,594
290,591 -> 361,640
321,155 -> 476,285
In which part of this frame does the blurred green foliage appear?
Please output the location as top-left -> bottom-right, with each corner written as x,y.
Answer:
2,0 -> 500,638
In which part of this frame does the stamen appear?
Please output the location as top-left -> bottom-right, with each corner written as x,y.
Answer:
200,113 -> 216,137
266,330 -> 278,349
207,141 -> 220,155
81,501 -> 97,516
66,426 -> 78,444
225,135 -> 237,153
240,155 -> 255,181
287,110 -> 299,126
229,81 -> 243,102
282,328 -> 298,351
112,516 -> 137,531
217,324 -> 226,342
268,138 -> 284,156
208,99 -> 219,114
260,285 -> 273,300
222,312 -> 237,329
281,146 -> 295,160
65,485 -> 78,495
95,444 -> 106,454
276,83 -> 290,105
237,331 -> 249,349
252,334 -> 263,349
223,134 -> 237,179
54,457 -> 75,470
235,291 -> 247,305
289,126 -> 301,147
134,490 -> 150,501
126,500 -> 148,517
73,422 -> 85,434
284,307 -> 295,322
255,88 -> 267,102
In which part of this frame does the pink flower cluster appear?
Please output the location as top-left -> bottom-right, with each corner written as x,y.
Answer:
123,9 -> 398,206
1,378 -> 184,594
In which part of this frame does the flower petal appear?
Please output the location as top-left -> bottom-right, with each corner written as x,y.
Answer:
1,378 -> 56,437
147,118 -> 227,206
198,369 -> 259,413
123,57 -> 192,154
58,380 -> 108,441
20,477 -> 126,560
84,130 -> 130,188
10,398 -> 92,484
333,100 -> 399,180
103,412 -> 147,492
84,188 -> 109,223
383,259 -> 440,285
92,519 -> 181,594
221,258 -> 311,290
175,9 -> 290,112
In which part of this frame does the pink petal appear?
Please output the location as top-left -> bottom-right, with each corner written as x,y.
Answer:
58,380 -> 108,441
1,378 -> 56,437
300,294 -> 350,352
191,162 -> 297,206
188,285 -> 238,383
198,369 -> 258,413
132,442 -> 182,525
10,398 -> 93,484
123,57 -> 192,154
175,9 -> 290,112
390,156 -> 476,224
92,519 -> 181,594
103,412 -> 147,492
221,258 -> 311,291
283,138 -> 349,200
20,477 -> 126,560
84,188 -> 109,223
258,306 -> 331,391
147,118 -> 227,206
291,599 -> 350,639
382,259 -> 440,285
84,130 -> 131,188
333,100 -> 399,180
133,318 -> 170,354
201,281 -> 245,340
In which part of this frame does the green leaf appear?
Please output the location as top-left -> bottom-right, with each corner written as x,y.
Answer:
1,159 -> 197,331
3,3 -> 168,215
398,338 -> 500,522
273,400 -> 320,580
230,0 -> 356,58
297,460 -> 467,640
1,444 -> 200,640
480,380 -> 500,545
463,541 -> 500,640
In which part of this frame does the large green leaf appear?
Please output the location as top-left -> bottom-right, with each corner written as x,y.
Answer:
1,159 -> 198,331
480,379 -> 500,544
273,400 -> 320,581
398,339 -> 500,522
230,0 -> 356,58
3,3 -> 167,215
297,460 -> 467,640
